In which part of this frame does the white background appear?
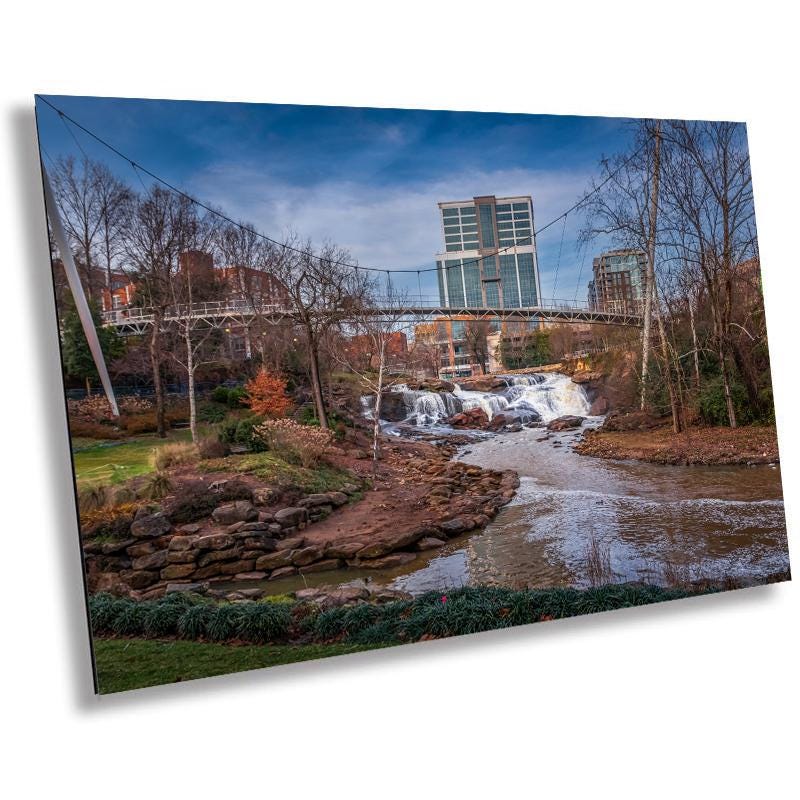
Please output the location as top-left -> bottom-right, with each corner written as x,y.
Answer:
1,2 -> 797,797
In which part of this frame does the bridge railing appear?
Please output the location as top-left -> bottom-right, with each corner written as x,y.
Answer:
101,296 -> 641,325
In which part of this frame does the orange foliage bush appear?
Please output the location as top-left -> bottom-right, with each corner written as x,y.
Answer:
244,369 -> 293,419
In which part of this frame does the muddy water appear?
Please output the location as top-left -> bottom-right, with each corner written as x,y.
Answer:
251,371 -> 788,597
387,424 -> 788,594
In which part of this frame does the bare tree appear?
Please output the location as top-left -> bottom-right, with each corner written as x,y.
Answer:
93,162 -> 133,291
658,120 -> 757,427
122,186 -> 195,437
167,211 -> 223,442
330,292 -> 409,463
270,238 -> 373,429
51,156 -> 104,299
581,120 -> 682,431
463,319 -> 491,374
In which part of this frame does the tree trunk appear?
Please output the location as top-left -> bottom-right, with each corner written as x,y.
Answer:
719,342 -> 737,428
653,293 -> 681,433
186,328 -> 198,443
372,351 -> 385,464
640,121 -> 662,410
150,312 -> 167,438
306,331 -> 329,429
688,294 -> 701,388
85,376 -> 91,397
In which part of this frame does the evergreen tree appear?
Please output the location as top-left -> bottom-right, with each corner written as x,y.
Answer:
61,298 -> 124,395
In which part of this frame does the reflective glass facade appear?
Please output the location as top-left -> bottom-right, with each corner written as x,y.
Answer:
436,195 -> 540,310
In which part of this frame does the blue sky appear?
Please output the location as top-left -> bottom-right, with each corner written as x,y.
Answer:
35,95 -> 636,300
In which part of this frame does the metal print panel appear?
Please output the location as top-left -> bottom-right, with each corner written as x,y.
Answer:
34,95 -> 790,694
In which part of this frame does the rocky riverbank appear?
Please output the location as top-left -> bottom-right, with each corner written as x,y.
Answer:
575,414 -> 780,465
82,436 -> 520,600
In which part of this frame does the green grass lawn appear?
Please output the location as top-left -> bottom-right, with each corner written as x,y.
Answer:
73,429 -> 194,487
93,638 -> 386,693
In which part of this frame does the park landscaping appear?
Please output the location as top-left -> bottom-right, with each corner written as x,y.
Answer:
89,583 -> 715,693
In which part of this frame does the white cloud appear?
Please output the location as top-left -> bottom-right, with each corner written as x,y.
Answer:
188,162 -> 602,301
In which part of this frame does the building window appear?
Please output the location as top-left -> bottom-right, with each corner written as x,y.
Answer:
445,260 -> 465,304
500,254 -> 520,307
485,281 -> 500,307
478,204 -> 495,248
512,202 -> 529,211
464,262 -> 482,306
517,252 -> 537,306
495,203 -> 512,212
442,208 -> 459,218
436,261 -> 446,305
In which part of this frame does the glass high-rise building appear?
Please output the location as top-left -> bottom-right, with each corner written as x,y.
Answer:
435,194 -> 542,309
588,249 -> 647,314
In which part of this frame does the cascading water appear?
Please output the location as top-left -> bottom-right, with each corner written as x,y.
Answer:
502,372 -> 591,422
400,388 -> 463,425
449,372 -> 589,424
368,372 -> 591,426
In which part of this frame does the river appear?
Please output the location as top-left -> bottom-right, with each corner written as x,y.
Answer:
261,373 -> 789,596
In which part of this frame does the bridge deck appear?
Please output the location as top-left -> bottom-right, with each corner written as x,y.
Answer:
102,299 -> 642,334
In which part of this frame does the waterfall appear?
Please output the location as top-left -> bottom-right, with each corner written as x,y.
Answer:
505,373 -> 590,422
455,388 -> 510,420
363,372 -> 590,427
401,389 -> 463,424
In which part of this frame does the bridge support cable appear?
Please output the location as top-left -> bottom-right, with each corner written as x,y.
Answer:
550,212 -> 568,304
42,166 -> 120,416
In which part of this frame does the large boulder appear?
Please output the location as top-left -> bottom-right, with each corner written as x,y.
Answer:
380,391 -> 410,422
445,407 -> 490,429
193,533 -> 235,551
130,510 -> 171,539
547,415 -> 585,431
131,550 -> 168,571
212,501 -> 257,525
404,378 -> 455,393
589,396 -> 610,415
274,506 -> 308,528
355,526 -> 428,559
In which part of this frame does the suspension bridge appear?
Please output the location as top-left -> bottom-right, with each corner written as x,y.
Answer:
101,296 -> 643,335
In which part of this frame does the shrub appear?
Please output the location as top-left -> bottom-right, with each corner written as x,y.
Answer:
177,603 -> 215,639
70,420 -> 124,440
236,602 -> 292,643
254,419 -> 334,467
211,385 -> 231,404
197,436 -> 231,460
226,387 -> 247,408
162,479 -> 252,523
205,604 -> 246,642
151,442 -> 199,471
139,471 -> 173,501
78,484 -> 111,514
197,402 -> 227,424
244,369 -> 293,419
89,593 -> 129,634
122,411 -> 160,434
80,502 -> 137,540
110,600 -> 149,636
218,414 -> 267,452
698,376 -> 753,426
143,601 -> 185,637
217,480 -> 254,502
163,482 -> 217,523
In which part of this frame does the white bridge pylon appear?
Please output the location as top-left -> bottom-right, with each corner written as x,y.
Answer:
102,297 -> 643,335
